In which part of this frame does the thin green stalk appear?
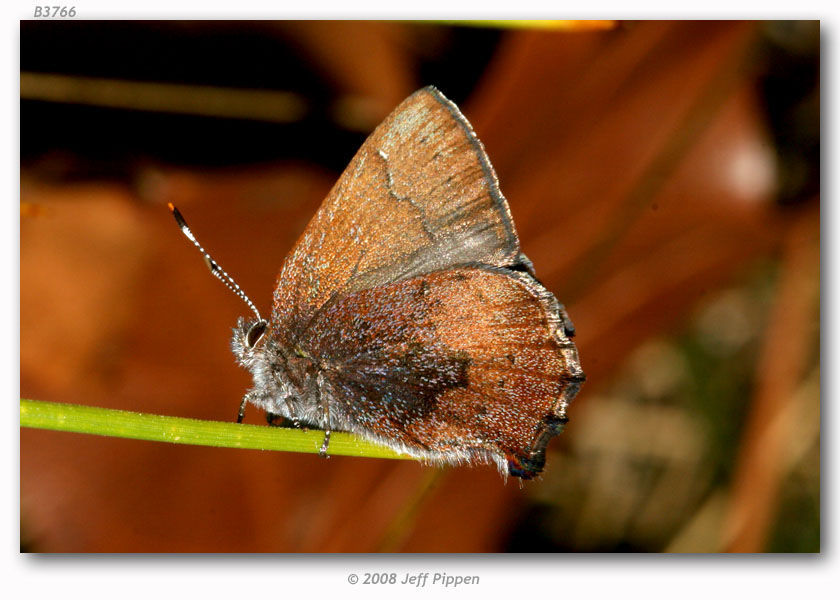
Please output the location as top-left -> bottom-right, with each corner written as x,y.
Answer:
20,399 -> 414,461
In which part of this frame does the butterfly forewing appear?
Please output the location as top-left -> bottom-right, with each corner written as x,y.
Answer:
271,87 -> 525,339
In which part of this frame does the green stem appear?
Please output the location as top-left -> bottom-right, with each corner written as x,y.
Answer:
20,399 -> 413,461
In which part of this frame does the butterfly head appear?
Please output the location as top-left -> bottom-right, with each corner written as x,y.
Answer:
229,314 -> 304,420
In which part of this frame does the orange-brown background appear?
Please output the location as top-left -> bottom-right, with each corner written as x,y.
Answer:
20,20 -> 819,552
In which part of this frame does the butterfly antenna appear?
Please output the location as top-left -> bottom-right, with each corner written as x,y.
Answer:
167,203 -> 263,323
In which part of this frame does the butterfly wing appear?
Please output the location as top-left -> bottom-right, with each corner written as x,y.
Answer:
271,86 -> 530,340
305,266 -> 584,479
263,86 -> 584,477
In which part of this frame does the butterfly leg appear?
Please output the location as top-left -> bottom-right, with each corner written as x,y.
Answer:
236,395 -> 249,424
237,390 -> 269,424
283,396 -> 302,429
320,430 -> 331,458
316,375 -> 331,458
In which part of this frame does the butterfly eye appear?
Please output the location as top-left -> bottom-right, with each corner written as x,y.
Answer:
246,321 -> 268,348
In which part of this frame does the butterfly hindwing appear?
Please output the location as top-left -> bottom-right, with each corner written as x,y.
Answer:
303,266 -> 583,478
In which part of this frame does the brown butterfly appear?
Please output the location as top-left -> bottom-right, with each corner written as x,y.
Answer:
171,86 -> 584,479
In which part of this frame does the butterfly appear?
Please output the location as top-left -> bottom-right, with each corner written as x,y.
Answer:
170,86 -> 584,479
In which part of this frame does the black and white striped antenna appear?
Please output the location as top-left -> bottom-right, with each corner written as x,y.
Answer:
167,203 -> 263,323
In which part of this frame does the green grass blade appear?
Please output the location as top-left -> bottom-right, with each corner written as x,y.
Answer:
20,399 -> 414,461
